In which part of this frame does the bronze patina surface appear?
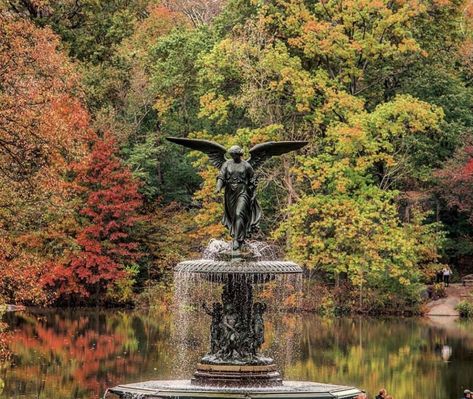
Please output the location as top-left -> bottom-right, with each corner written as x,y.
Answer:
167,137 -> 307,251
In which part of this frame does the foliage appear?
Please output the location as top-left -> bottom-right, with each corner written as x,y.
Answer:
124,133 -> 162,200
260,0 -> 427,96
134,202 -> 201,284
456,299 -> 473,318
0,14 -> 89,305
429,283 -> 447,301
135,281 -> 174,311
436,141 -> 473,224
2,0 -> 473,310
45,134 -> 143,303
118,7 -> 205,204
150,26 -> 216,134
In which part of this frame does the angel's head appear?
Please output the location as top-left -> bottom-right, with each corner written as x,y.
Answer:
228,145 -> 244,161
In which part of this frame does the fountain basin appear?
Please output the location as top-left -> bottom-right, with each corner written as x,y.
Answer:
104,380 -> 363,399
175,259 -> 302,282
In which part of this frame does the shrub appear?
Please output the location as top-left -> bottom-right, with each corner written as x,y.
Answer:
431,283 -> 447,300
455,300 -> 473,318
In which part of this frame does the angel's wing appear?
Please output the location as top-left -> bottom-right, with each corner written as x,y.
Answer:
248,141 -> 308,170
166,137 -> 227,169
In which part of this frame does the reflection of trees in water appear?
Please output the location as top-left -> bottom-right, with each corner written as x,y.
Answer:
0,315 -> 11,395
1,310 -> 472,399
1,309 -> 174,399
285,317 -> 473,399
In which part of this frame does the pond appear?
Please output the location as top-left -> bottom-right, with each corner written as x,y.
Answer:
0,309 -> 472,399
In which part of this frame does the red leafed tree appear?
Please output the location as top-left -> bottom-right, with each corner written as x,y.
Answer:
48,134 -> 143,302
436,142 -> 473,223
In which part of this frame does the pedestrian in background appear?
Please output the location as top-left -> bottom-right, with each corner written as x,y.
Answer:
443,266 -> 451,287
436,268 -> 443,283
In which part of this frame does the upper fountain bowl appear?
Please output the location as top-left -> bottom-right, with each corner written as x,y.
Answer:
175,240 -> 302,282
175,259 -> 302,282
174,240 -> 302,283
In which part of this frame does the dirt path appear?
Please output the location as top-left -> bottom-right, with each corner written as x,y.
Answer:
426,283 -> 471,316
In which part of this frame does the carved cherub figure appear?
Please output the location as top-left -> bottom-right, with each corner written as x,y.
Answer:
221,303 -> 241,358
202,302 -> 224,354
252,302 -> 267,354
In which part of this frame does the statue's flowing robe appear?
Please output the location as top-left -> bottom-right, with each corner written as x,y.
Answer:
217,160 -> 261,243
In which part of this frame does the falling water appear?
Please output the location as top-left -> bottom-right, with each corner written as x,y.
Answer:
172,268 -> 224,377
171,239 -> 304,380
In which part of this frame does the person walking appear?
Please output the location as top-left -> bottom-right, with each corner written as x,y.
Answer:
436,268 -> 443,284
443,266 -> 452,287
461,389 -> 471,399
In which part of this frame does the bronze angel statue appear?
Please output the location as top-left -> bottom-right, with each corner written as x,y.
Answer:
167,137 -> 308,251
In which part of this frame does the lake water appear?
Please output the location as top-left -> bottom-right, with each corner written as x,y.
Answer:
0,309 -> 472,399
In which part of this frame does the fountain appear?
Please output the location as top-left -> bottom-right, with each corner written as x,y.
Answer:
104,138 -> 363,399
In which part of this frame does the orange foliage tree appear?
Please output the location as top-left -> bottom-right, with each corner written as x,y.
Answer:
0,14 -> 89,305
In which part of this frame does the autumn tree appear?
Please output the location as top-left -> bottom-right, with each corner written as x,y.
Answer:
0,14 -> 89,305
436,140 -> 473,228
436,143 -> 473,223
46,134 -> 143,303
166,0 -> 454,311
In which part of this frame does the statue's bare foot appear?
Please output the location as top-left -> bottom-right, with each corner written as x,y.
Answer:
232,240 -> 240,251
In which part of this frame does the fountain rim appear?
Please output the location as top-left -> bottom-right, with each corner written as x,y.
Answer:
105,380 -> 363,398
174,259 -> 303,275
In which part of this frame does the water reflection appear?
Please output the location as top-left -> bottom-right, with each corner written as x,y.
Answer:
0,310 -> 472,399
287,317 -> 473,398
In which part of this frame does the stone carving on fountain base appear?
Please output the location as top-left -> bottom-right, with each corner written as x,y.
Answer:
193,273 -> 283,386
201,277 -> 269,366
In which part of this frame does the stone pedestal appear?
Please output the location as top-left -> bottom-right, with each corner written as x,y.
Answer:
192,363 -> 282,387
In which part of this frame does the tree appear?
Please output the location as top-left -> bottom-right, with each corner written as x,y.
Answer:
177,0 -> 451,310
162,0 -> 224,26
46,134 -> 143,303
5,0 -> 152,111
436,140 -> 473,224
275,95 -> 446,306
0,14 -> 89,305
118,5 -> 202,204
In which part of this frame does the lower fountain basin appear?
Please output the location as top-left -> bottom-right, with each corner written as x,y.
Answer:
104,380 -> 363,399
